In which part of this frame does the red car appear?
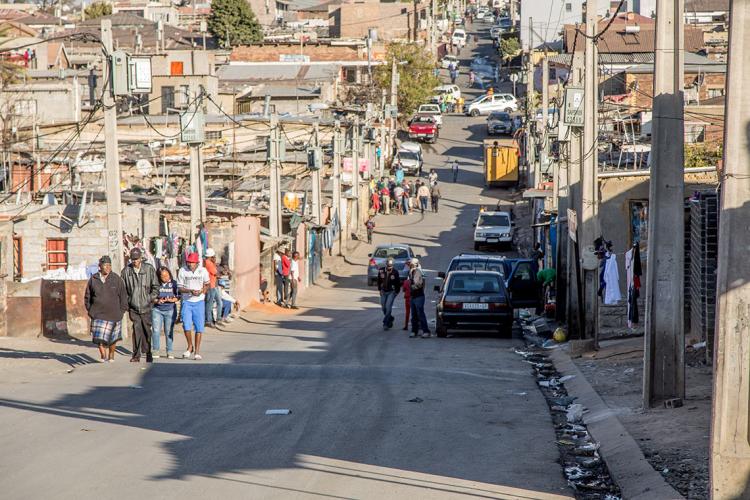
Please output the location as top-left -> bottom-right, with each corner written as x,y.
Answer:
408,114 -> 439,143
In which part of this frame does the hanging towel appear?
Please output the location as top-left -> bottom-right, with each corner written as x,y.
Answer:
603,253 -> 622,305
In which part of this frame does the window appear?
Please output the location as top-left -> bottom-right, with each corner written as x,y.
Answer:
177,85 -> 190,107
13,235 -> 22,280
707,88 -> 724,98
448,275 -> 503,294
161,86 -> 175,114
205,130 -> 223,140
373,247 -> 410,259
170,61 -> 184,76
513,262 -> 533,281
565,3 -> 572,12
46,239 -> 68,271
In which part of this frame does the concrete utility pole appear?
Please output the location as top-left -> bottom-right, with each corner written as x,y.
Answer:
643,0 -> 685,409
269,114 -> 282,237
332,120 -> 343,255
101,20 -> 124,273
311,121 -> 322,224
581,0 -> 599,343
430,0 -> 438,56
526,39 -> 535,188
352,116 -> 360,232
510,0 -> 516,29
188,140 -> 205,235
711,1 -> 750,493
566,49 -> 585,337
541,53 -> 549,187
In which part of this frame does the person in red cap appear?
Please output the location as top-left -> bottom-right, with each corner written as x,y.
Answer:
177,252 -> 209,360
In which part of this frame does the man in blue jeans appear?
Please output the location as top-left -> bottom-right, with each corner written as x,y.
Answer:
408,258 -> 431,338
377,258 -> 400,330
178,252 -> 209,360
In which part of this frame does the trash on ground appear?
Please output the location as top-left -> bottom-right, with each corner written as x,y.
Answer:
559,375 -> 575,382
407,397 -> 424,403
565,465 -> 595,481
624,367 -> 635,374
690,341 -> 706,349
513,392 -> 527,396
567,403 -> 585,423
265,409 -> 292,415
551,396 -> 578,406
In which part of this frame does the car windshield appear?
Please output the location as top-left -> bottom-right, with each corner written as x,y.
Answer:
478,214 -> 511,226
471,95 -> 488,104
398,151 -> 419,161
413,116 -> 434,124
373,247 -> 410,259
454,32 -> 465,38
420,105 -> 439,112
489,112 -> 511,120
448,275 -> 503,294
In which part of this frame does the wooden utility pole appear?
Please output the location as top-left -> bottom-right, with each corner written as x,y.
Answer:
643,0 -> 685,408
581,0 -> 599,343
101,20 -> 124,273
332,120 -> 342,255
311,121 -> 322,224
269,114 -> 282,237
711,1 -> 750,493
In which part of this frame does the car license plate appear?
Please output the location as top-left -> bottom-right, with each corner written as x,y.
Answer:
463,303 -> 489,310
487,238 -> 499,243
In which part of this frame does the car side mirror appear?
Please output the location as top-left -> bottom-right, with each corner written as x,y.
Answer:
438,271 -> 446,278
417,254 -> 422,260
511,222 -> 516,226
368,253 -> 372,257
433,285 -> 441,292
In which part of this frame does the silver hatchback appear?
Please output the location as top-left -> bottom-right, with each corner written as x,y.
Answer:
367,244 -> 418,286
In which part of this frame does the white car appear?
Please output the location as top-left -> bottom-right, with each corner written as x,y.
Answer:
465,93 -> 519,116
417,103 -> 443,127
473,211 -> 514,250
433,84 -> 461,101
452,29 -> 467,47
441,55 -> 459,69
394,142 -> 423,175
476,10 -> 486,19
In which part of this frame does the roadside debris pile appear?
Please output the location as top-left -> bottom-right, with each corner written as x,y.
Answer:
515,346 -> 621,499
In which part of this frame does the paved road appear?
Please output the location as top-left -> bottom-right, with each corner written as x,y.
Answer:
0,29 -> 572,500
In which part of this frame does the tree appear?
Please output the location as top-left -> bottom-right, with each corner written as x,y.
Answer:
375,43 -> 439,120
208,0 -> 262,48
499,37 -> 520,60
84,1 -> 112,20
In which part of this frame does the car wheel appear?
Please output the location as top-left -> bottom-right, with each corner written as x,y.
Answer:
437,318 -> 448,338
471,109 -> 480,117
474,242 -> 480,251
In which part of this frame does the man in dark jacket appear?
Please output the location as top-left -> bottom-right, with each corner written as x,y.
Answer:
377,257 -> 401,330
121,248 -> 160,362
85,256 -> 128,362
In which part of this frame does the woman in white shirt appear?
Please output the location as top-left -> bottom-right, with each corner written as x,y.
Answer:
288,251 -> 301,309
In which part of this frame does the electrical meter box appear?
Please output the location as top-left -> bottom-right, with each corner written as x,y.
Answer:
128,57 -> 152,94
110,51 -> 129,96
180,110 -> 205,144
307,147 -> 323,170
563,86 -> 584,127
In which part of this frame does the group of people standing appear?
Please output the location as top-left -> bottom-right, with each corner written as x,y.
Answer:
273,247 -> 302,309
377,257 -> 431,338
369,168 -> 443,219
84,247 -> 237,363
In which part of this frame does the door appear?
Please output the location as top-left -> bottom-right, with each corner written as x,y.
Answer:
507,260 -> 541,309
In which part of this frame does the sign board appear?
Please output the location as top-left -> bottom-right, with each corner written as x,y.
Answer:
567,208 -> 577,242
509,73 -> 519,83
563,86 -> 584,127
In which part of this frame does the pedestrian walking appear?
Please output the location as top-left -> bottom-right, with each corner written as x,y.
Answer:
281,248 -> 292,307
377,257 -> 401,330
428,169 -> 438,185
469,71 -> 476,87
178,252 -> 209,360
402,275 -> 411,331
395,164 -> 404,185
408,259 -> 431,338
417,182 -> 431,213
450,68 -> 458,85
121,248 -> 159,363
452,159 -> 459,182
289,251 -> 301,309
371,189 -> 381,214
204,248 -> 220,328
274,249 -> 284,304
152,267 -> 179,359
430,182 -> 442,213
366,215 -> 375,244
85,256 -> 128,362
381,185 -> 391,215
394,184 -> 404,215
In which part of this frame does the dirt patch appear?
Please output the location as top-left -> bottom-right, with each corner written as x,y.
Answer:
573,337 -> 710,499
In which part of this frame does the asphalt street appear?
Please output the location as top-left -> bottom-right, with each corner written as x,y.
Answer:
0,24 -> 573,500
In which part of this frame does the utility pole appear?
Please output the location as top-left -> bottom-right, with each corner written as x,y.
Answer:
510,0 -> 516,29
311,121 -> 322,224
565,49 -> 584,337
332,120 -> 342,255
188,141 -> 205,236
581,0 -> 599,344
101,20 -> 124,273
541,53 -> 549,189
711,1 -> 750,494
430,0 -> 437,56
269,114 -> 282,237
352,116 -> 360,232
525,35 -> 535,188
643,0 -> 685,408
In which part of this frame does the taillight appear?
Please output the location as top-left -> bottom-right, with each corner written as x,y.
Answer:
488,302 -> 508,310
369,259 -> 377,266
443,301 -> 461,310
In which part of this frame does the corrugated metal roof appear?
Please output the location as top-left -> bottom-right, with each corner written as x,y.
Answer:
218,63 -> 340,82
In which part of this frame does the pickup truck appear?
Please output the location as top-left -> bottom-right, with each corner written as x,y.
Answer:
408,115 -> 439,143
417,103 -> 443,128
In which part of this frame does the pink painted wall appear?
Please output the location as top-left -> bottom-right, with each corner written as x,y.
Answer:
232,216 -> 261,307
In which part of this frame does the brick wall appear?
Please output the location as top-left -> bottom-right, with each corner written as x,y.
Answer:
627,72 -> 726,110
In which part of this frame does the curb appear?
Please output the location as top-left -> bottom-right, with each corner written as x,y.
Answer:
548,347 -> 684,500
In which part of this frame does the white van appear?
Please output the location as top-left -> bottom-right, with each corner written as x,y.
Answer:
452,29 -> 467,47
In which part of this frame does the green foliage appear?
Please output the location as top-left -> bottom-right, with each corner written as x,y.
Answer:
499,37 -> 520,60
84,1 -> 112,20
374,43 -> 439,120
685,142 -> 723,169
208,0 -> 262,48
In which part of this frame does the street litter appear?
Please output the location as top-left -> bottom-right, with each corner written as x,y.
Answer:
577,456 -> 602,468
128,385 -> 143,389
542,340 -> 560,349
558,375 -> 575,382
265,409 -> 292,415
624,368 -> 635,374
551,396 -> 577,406
513,392 -> 527,396
567,404 -> 584,423
565,465 -> 595,481
691,341 -> 706,349
572,442 -> 600,456
407,397 -> 424,403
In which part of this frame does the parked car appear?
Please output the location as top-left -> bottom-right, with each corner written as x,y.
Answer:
417,103 -> 443,127
486,111 -> 513,135
433,84 -> 461,101
473,210 -> 514,250
408,114 -> 439,143
490,26 -> 502,38
466,93 -> 518,116
475,9 -> 487,19
434,271 -> 513,337
452,29 -> 467,47
367,244 -> 418,285
393,142 -> 423,175
496,16 -> 513,31
441,55 -> 460,69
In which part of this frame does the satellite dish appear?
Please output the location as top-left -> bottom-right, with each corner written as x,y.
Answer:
136,159 -> 153,176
